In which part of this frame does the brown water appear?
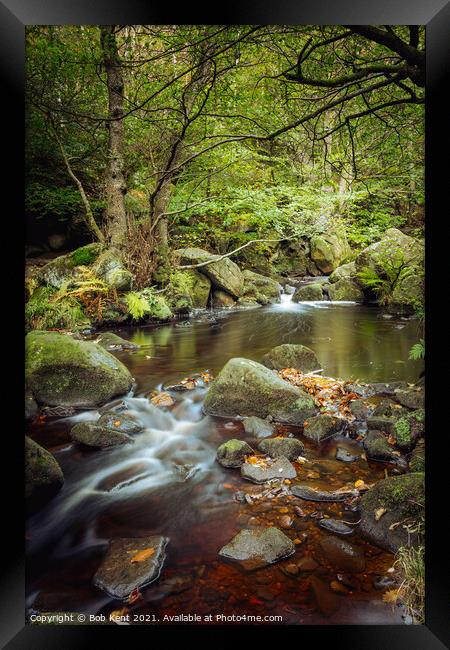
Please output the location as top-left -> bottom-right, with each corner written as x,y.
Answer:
26,301 -> 422,625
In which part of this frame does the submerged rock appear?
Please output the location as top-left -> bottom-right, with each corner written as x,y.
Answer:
291,485 -> 358,502
318,519 -> 354,536
310,576 -> 341,616
203,357 -> 316,424
71,422 -> 134,448
176,247 -> 243,298
241,457 -> 296,483
96,332 -> 139,351
97,411 -> 144,434
242,416 -> 275,438
218,526 -> 295,570
335,446 -> 360,463
93,536 -> 169,599
26,437 -> 64,504
303,414 -> 344,443
25,331 -> 133,408
216,439 -> 254,468
257,437 -> 304,460
358,473 -> 424,552
319,536 -> 366,573
262,343 -> 319,372
292,283 -> 323,302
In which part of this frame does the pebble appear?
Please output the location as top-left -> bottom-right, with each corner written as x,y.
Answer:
373,575 -> 397,590
279,515 -> 293,529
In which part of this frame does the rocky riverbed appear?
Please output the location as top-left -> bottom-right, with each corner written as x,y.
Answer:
25,303 -> 424,625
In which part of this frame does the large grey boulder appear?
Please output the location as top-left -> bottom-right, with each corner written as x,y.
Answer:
176,247 -> 243,298
292,283 -> 323,302
310,231 -> 351,274
36,243 -> 104,289
203,357 -> 317,424
262,343 -> 319,372
241,270 -> 282,305
328,278 -> 364,302
93,536 -> 169,599
26,331 -> 133,408
92,249 -> 134,291
218,527 -> 295,570
329,261 -> 357,283
26,437 -> 64,503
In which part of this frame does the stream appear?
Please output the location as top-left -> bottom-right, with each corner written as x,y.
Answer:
26,299 -> 423,624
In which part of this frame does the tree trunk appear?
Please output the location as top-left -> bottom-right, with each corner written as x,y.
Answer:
100,26 -> 128,249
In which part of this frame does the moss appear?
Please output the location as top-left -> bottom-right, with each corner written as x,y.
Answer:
68,243 -> 103,268
362,473 -> 424,519
392,417 -> 411,446
25,286 -> 89,332
411,408 -> 425,423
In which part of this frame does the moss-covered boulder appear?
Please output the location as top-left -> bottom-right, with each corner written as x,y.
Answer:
26,331 -> 133,407
203,357 -> 317,424
26,437 -> 64,504
25,286 -> 91,333
70,421 -> 134,448
241,270 -> 281,305
329,261 -> 357,283
309,232 -> 351,274
292,283 -> 323,302
388,273 -> 424,315
257,437 -> 304,460
358,473 -> 424,552
262,343 -> 319,372
176,248 -> 243,297
92,249 -> 133,291
394,388 -> 425,410
328,278 -> 364,302
390,410 -> 424,450
216,439 -> 254,468
303,414 -> 344,443
168,270 -> 211,310
363,430 -> 399,463
138,290 -> 173,321
37,243 -> 104,288
355,228 -> 424,279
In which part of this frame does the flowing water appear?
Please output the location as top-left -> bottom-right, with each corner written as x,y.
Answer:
26,300 -> 423,625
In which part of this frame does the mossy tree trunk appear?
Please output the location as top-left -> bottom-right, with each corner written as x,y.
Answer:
100,25 -> 128,250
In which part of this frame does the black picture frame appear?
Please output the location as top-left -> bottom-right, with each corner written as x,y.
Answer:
2,1 -> 449,647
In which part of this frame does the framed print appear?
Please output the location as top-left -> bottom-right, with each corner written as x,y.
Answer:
1,0 -> 449,647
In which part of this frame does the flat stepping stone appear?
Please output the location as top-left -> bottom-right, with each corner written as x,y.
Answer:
97,411 -> 144,434
71,422 -> 134,448
291,485 -> 358,502
93,536 -> 169,600
319,536 -> 366,573
218,526 -> 295,570
241,457 -> 296,484
318,519 -> 354,536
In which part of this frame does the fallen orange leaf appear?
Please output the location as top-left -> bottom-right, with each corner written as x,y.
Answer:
130,547 -> 155,563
